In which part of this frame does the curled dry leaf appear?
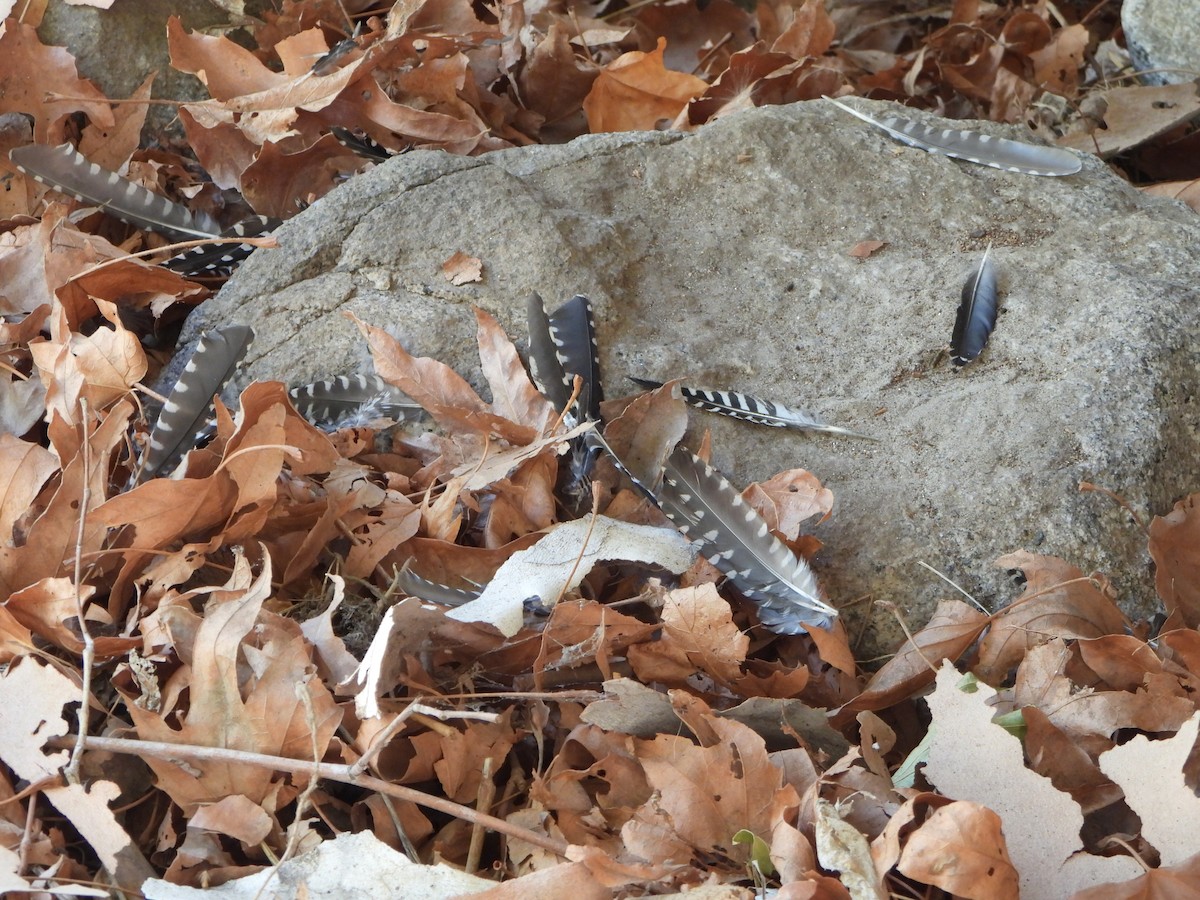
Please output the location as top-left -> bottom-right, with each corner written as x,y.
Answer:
582,37 -> 708,133
1148,493 -> 1200,628
975,551 -> 1127,684
836,598 -> 989,722
441,250 -> 483,285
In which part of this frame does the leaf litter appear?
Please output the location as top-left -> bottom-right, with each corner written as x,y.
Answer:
0,0 -> 1198,897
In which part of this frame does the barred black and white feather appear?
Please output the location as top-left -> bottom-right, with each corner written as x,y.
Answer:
142,325 -> 253,479
162,214 -> 280,277
526,293 -> 603,422
950,246 -> 998,366
824,96 -> 1082,177
655,445 -> 836,631
10,143 -> 220,240
631,377 -> 874,440
288,374 -> 423,427
526,293 -> 606,505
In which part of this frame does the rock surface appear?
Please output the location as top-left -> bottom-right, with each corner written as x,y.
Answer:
1121,0 -> 1200,86
179,100 -> 1200,652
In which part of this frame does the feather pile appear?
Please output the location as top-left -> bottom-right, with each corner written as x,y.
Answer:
630,377 -> 873,440
824,96 -> 1082,177
950,246 -> 999,366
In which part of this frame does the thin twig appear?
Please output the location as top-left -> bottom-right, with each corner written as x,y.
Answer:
917,560 -> 989,614
47,734 -> 570,858
65,398 -> 95,785
878,600 -> 939,674
466,757 -> 496,873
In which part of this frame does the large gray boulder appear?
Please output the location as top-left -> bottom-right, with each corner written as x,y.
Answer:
180,100 -> 1200,653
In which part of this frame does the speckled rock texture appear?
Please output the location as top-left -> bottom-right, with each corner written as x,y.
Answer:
177,99 -> 1200,653
1121,0 -> 1200,86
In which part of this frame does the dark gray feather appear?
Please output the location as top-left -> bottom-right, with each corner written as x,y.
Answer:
547,294 -> 603,422
950,246 -> 998,366
288,374 -> 422,426
824,96 -> 1082,177
9,143 -> 220,240
396,561 -> 479,607
526,292 -> 575,415
631,377 -> 874,440
655,445 -> 837,631
142,325 -> 253,479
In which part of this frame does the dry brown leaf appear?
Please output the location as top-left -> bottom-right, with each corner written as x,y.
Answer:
583,37 -> 707,133
354,314 -> 536,445
474,307 -> 556,432
897,801 -> 1018,900
743,467 -> 832,539
622,696 -> 800,872
122,551 -> 340,816
628,584 -> 748,686
837,598 -> 989,720
1142,179 -> 1200,213
849,240 -> 887,259
0,20 -> 113,142
441,250 -> 483,285
1149,493 -> 1200,628
1059,83 -> 1200,158
975,551 -> 1127,684
1068,851 -> 1200,900
1022,706 -> 1122,815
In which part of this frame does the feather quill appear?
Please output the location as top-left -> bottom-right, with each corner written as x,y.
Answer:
950,246 -> 998,366
652,445 -> 837,631
10,143 -> 221,240
631,377 -> 874,440
823,96 -> 1082,177
288,374 -> 423,426
142,325 -> 254,479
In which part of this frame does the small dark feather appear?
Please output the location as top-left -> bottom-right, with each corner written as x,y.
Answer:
331,127 -> 398,162
950,246 -> 998,366
547,294 -> 603,422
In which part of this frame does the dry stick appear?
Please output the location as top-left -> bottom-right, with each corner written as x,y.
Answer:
17,785 -> 39,876
877,600 -> 940,675
1079,481 -> 1147,532
347,701 -> 500,778
65,398 -> 95,786
917,560 -> 989,614
47,734 -> 570,858
465,757 -> 496,874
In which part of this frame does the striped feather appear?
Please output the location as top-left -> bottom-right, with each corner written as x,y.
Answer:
142,325 -> 253,479
950,246 -> 998,366
163,214 -> 280,276
396,561 -> 479,607
596,431 -> 838,633
631,377 -> 874,440
288,374 -> 422,426
655,445 -> 837,632
824,96 -> 1082,177
547,294 -> 603,422
526,292 -> 575,416
9,143 -> 220,240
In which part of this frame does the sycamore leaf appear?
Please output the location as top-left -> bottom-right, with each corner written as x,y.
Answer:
1097,712 -> 1200,868
446,516 -> 694,636
923,662 -> 1141,899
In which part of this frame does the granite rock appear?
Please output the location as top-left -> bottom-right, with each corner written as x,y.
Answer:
177,100 -> 1200,653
